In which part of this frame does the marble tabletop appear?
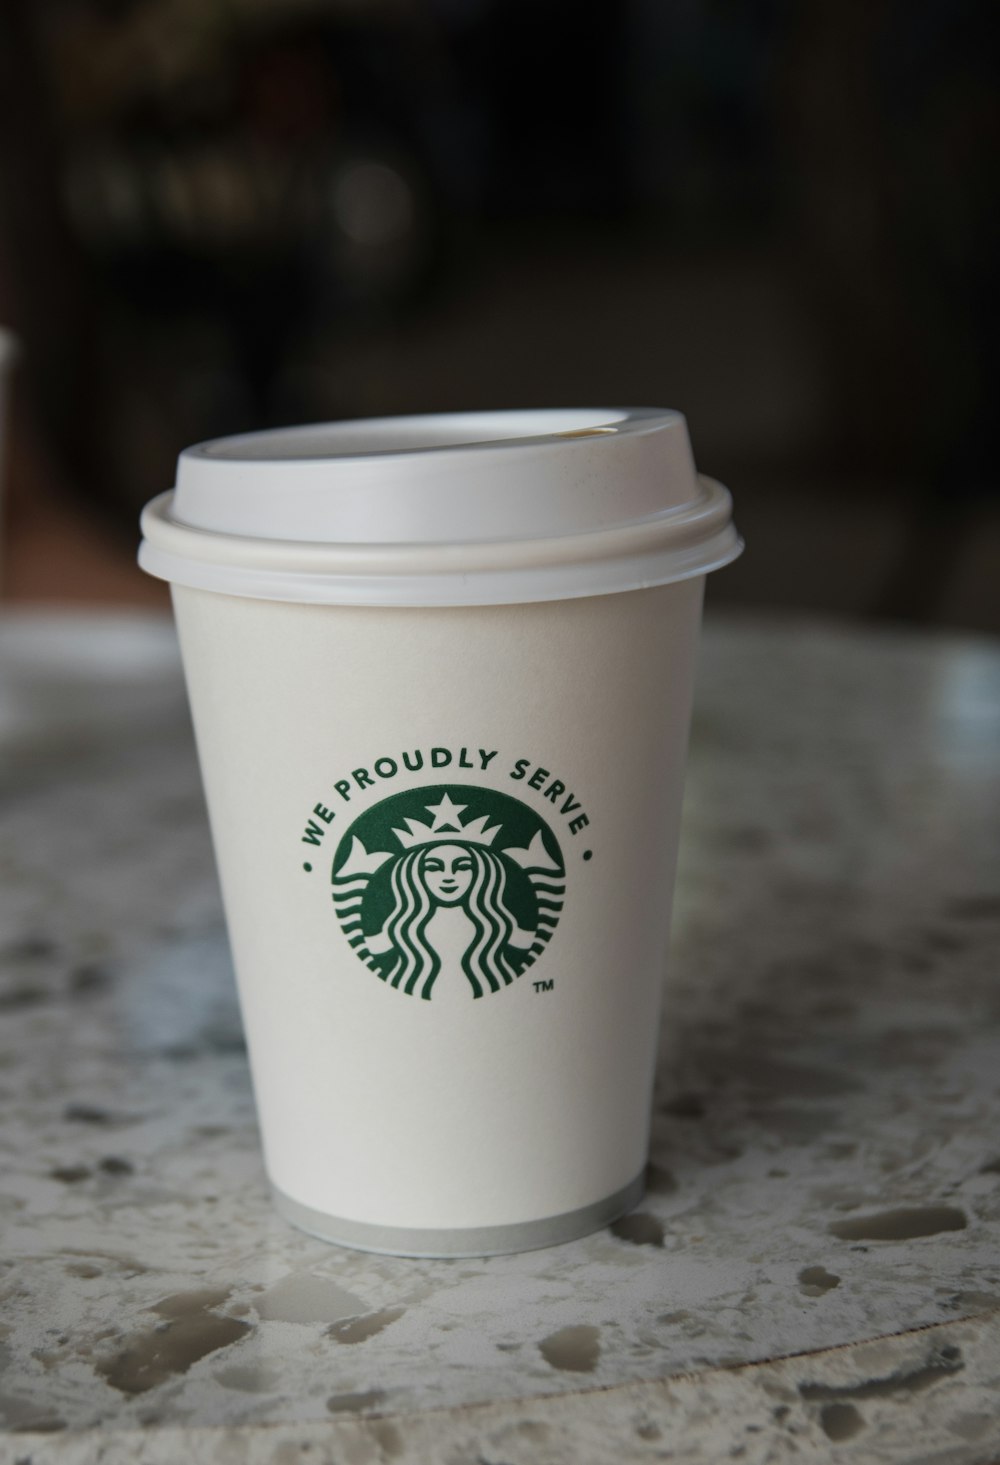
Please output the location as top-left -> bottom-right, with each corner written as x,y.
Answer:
1,610 -> 999,1465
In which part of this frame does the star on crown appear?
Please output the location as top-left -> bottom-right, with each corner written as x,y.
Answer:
394,792 -> 502,849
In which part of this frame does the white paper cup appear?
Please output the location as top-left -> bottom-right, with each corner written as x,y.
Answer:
139,408 -> 741,1256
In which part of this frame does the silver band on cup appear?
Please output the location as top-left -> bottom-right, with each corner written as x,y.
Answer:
271,1173 -> 646,1258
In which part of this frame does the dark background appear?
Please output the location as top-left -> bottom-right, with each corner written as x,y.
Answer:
0,0 -> 997,625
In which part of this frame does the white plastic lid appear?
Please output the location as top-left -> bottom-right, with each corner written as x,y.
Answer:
139,408 -> 741,606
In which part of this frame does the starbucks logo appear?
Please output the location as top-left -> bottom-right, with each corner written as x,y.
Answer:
330,785 -> 565,999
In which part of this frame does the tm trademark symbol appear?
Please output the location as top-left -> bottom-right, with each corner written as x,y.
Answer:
533,980 -> 554,993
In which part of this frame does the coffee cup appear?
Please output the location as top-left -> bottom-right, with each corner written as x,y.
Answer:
139,408 -> 741,1255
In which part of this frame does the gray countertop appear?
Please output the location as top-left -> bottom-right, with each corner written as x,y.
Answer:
1,610 -> 999,1464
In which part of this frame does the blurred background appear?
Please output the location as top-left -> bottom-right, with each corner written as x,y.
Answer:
0,0 -> 997,626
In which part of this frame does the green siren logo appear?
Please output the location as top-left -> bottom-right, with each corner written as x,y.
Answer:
331,785 -> 565,999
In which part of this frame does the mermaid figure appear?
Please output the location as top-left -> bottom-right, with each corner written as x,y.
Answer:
332,793 -> 564,999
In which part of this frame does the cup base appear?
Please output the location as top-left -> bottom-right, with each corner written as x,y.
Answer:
271,1173 -> 646,1258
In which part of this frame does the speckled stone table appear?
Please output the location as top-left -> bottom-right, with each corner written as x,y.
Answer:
1,611 -> 999,1465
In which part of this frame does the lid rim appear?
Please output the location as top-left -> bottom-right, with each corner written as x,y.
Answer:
138,533 -> 743,607
139,478 -> 741,606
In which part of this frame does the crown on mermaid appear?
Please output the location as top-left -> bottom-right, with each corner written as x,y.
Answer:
393,792 -> 501,849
